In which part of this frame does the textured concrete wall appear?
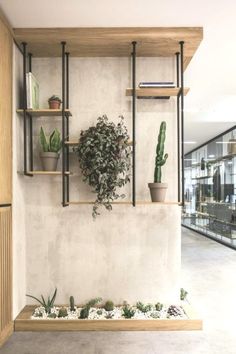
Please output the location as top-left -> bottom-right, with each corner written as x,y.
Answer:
15,55 -> 181,306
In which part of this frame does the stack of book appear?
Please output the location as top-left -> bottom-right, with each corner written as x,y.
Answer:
139,82 -> 175,88
26,72 -> 39,109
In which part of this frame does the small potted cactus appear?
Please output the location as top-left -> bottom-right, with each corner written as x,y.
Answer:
39,127 -> 62,171
148,121 -> 168,202
48,95 -> 62,109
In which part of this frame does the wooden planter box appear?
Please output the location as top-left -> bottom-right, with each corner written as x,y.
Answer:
15,305 -> 202,331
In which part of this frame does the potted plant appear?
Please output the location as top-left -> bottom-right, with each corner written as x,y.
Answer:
39,127 -> 62,171
74,115 -> 131,218
48,95 -> 62,109
148,121 -> 168,202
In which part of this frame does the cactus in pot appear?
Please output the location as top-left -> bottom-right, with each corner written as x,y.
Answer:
39,127 -> 62,171
148,121 -> 168,202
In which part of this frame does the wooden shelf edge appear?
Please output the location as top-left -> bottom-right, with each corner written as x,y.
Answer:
16,109 -> 72,117
15,305 -> 202,332
67,201 -> 181,205
17,171 -> 72,175
65,140 -> 133,146
126,87 -> 189,97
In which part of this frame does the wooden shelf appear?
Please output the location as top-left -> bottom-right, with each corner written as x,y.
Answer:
18,171 -> 71,175
126,87 -> 189,98
13,27 -> 203,71
15,305 -> 202,332
65,140 -> 133,146
16,109 -> 72,117
67,201 -> 181,205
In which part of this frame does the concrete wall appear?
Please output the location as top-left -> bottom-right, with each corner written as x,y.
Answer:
14,51 -> 181,309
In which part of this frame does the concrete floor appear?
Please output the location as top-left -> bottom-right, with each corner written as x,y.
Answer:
1,227 -> 236,354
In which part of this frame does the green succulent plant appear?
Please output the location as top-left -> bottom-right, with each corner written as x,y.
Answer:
58,308 -> 68,318
180,288 -> 188,301
79,297 -> 102,319
136,301 -> 152,313
122,303 -> 135,319
26,288 -> 57,314
79,307 -> 89,319
104,300 -> 114,312
39,127 -> 62,153
74,115 -> 131,218
155,302 -> 163,311
154,121 -> 168,183
48,95 -> 62,103
48,312 -> 57,319
70,296 -> 75,312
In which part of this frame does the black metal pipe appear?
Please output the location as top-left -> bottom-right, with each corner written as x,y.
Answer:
180,41 -> 185,207
66,115 -> 69,202
28,53 -> 32,72
176,52 -> 180,202
132,41 -> 137,207
22,42 -> 28,175
65,52 -> 70,109
61,42 -> 66,206
29,116 -> 33,171
0,204 -> 11,208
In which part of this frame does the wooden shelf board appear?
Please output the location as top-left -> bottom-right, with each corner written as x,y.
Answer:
126,87 -> 189,97
13,27 -> 203,70
65,140 -> 133,146
67,201 -> 181,205
15,305 -> 202,332
18,171 -> 71,175
16,109 -> 72,117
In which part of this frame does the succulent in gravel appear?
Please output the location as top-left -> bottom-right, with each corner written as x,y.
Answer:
150,312 -> 160,319
79,307 -> 89,319
26,288 -> 57,314
104,300 -> 114,312
79,297 -> 102,319
34,312 -> 43,318
58,308 -> 68,318
97,309 -> 103,316
105,312 -> 114,319
136,301 -> 152,313
48,312 -> 57,319
180,288 -> 188,301
70,296 -> 75,312
167,305 -> 183,317
122,303 -> 135,319
155,302 -> 163,311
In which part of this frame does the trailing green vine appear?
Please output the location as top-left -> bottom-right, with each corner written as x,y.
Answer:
74,115 -> 131,218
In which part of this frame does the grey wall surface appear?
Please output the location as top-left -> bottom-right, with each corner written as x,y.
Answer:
14,52 -> 181,310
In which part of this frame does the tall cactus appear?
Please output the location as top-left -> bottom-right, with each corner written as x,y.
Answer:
154,121 -> 168,183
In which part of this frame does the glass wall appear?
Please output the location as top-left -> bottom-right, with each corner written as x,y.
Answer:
182,126 -> 236,248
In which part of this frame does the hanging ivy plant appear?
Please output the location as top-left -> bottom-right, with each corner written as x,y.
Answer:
74,115 -> 131,218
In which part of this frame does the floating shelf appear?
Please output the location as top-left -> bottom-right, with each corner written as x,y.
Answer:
16,109 -> 72,117
65,140 -> 133,146
67,201 -> 181,205
15,305 -> 202,331
126,87 -> 189,98
18,171 -> 72,175
191,175 -> 212,180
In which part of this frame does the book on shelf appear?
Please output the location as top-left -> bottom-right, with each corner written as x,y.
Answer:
26,72 -> 39,109
139,82 -> 175,88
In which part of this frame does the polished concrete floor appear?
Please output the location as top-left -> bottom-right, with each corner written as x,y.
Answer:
1,227 -> 236,354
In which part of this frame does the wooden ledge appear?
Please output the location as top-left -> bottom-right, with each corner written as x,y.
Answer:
15,305 -> 202,332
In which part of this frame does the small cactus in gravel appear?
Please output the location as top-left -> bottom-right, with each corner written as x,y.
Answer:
104,300 -> 114,312
79,307 -> 89,319
48,312 -> 57,319
70,296 -> 75,311
58,308 -> 68,318
155,302 -> 163,311
167,305 -> 182,317
180,288 -> 188,301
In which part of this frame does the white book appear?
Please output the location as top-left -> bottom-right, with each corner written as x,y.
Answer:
26,72 -> 39,109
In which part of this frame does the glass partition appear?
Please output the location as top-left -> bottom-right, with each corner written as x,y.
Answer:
182,126 -> 236,248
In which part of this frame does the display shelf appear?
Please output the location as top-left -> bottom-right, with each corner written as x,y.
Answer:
16,109 -> 72,117
18,171 -> 72,175
67,201 -> 181,205
15,305 -> 202,331
64,140 -> 133,146
126,87 -> 189,98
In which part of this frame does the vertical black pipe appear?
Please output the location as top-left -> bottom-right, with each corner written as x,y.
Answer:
179,41 -> 185,206
28,53 -> 33,171
65,52 -> 70,202
22,42 -> 28,175
132,41 -> 137,207
61,42 -> 66,206
176,52 -> 180,203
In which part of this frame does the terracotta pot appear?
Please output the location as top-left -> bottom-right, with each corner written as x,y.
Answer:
40,152 -> 59,171
148,183 -> 168,202
49,100 -> 61,109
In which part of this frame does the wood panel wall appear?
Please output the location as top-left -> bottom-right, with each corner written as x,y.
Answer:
0,10 -> 13,347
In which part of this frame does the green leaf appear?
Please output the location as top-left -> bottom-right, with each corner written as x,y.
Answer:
39,127 -> 49,152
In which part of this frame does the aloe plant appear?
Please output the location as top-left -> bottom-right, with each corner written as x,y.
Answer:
26,288 -> 57,314
154,121 -> 168,183
39,127 -> 62,153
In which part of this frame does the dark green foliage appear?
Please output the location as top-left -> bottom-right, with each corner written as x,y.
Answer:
58,308 -> 68,318
74,115 -> 131,218
105,312 -> 113,319
155,302 -> 163,311
154,121 -> 168,183
136,301 -> 152,313
97,309 -> 103,316
122,303 -> 135,319
79,297 -> 102,319
104,300 -> 114,311
48,95 -> 62,103
150,312 -> 160,319
70,296 -> 75,311
34,312 -> 43,318
180,288 -> 188,301
167,305 -> 182,317
39,127 -> 61,153
48,312 -> 57,319
26,288 -> 57,314
79,307 -> 89,319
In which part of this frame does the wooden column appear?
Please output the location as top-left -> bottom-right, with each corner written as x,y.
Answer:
0,10 -> 13,347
